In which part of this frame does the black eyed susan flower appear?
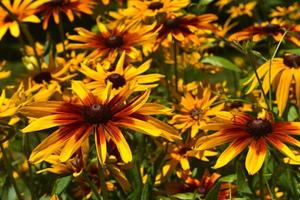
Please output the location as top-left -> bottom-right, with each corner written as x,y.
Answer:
226,2 -> 256,19
157,138 -> 217,181
196,111 -> 300,175
0,0 -> 43,40
270,2 -> 300,23
110,0 -> 190,24
20,81 -> 180,165
155,13 -> 218,44
170,86 -> 224,137
37,0 -> 95,30
68,18 -> 158,61
79,51 -> 164,95
244,54 -> 300,116
228,19 -> 300,46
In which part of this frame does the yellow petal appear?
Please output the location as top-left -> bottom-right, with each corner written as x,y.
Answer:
276,69 -> 293,116
245,138 -> 267,175
214,138 -> 251,169
22,15 -> 40,23
9,22 -> 20,37
21,114 -> 72,133
95,125 -> 107,165
71,81 -> 95,106
105,123 -> 132,163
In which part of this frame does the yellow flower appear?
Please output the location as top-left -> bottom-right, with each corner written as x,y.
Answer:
215,0 -> 232,10
20,81 -> 180,165
156,13 -> 217,44
270,3 -> 300,23
79,51 -> 164,95
68,18 -> 158,61
170,85 -> 224,137
196,111 -> 300,175
157,138 -> 217,182
36,0 -> 95,30
228,19 -> 300,46
0,0 -> 43,40
227,2 -> 256,19
244,55 -> 300,116
0,61 -> 10,80
110,0 -> 190,24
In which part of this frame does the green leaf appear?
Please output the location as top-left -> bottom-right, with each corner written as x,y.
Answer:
287,105 -> 299,121
218,174 -> 236,183
171,192 -> 200,200
236,164 -> 253,196
201,56 -> 241,72
280,49 -> 300,55
205,182 -> 221,200
52,175 -> 72,195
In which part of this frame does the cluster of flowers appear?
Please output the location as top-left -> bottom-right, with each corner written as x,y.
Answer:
1,0 -> 300,199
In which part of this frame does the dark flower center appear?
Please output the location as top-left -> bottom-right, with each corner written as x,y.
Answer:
262,24 -> 282,33
4,15 -> 14,23
165,17 -> 181,29
33,71 -> 52,83
105,35 -> 124,48
82,104 -> 112,124
230,101 -> 244,109
190,108 -> 202,119
283,54 -> 300,68
178,147 -> 191,155
246,119 -> 272,138
106,73 -> 126,89
49,0 -> 65,6
148,2 -> 164,10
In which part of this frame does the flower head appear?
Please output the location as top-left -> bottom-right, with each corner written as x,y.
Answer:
20,81 -> 180,164
196,111 -> 300,175
244,54 -> 300,116
0,0 -> 43,40
79,51 -> 164,95
37,0 -> 95,29
68,18 -> 158,61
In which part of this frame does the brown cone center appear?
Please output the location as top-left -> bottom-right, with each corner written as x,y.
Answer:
148,2 -> 164,10
106,73 -> 126,89
33,71 -> 52,84
4,15 -> 14,23
246,119 -> 272,138
82,104 -> 112,124
230,101 -> 244,109
165,17 -> 181,29
262,24 -> 282,33
283,54 -> 300,68
105,35 -> 124,48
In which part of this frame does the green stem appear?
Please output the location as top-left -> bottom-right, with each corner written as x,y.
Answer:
259,169 -> 265,200
98,164 -> 109,200
0,145 -> 24,200
58,12 -> 66,57
248,49 -> 270,111
268,30 -> 288,110
82,171 -> 102,200
173,40 -> 178,92
0,2 -> 42,70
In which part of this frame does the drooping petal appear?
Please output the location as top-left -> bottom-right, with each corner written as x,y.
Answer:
276,69 -> 293,116
105,123 -> 132,163
59,125 -> 92,162
95,125 -> 107,165
245,138 -> 267,175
